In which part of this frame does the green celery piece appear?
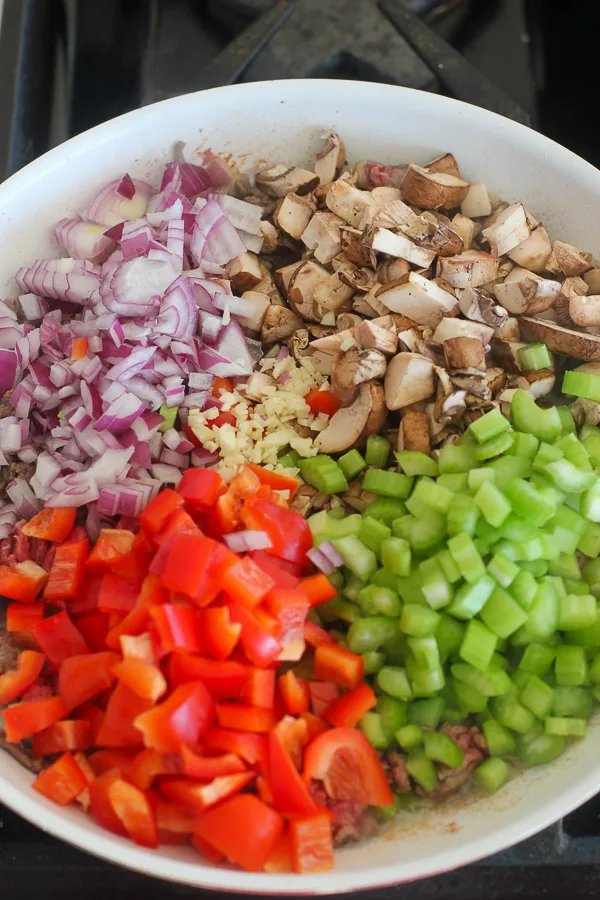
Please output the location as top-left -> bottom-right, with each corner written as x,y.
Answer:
435,614 -> 466,663
520,674 -> 554,718
447,533 -> 485,583
377,666 -> 413,701
563,369 -> 600,402
533,441 -> 564,473
468,468 -> 497,493
504,478 -> 556,527
357,584 -> 402,618
347,617 -> 398,653
581,484 -> 600,523
558,593 -> 597,631
406,751 -> 437,792
411,477 -> 454,514
365,434 -> 390,468
519,642 -> 555,675
407,636 -> 440,672
158,403 -> 178,432
364,498 -> 407,525
358,711 -> 390,749
359,516 -> 391,557
418,558 -> 453,610
578,521 -> 600,558
474,480 -> 512,528
555,644 -> 588,686
452,677 -> 488,713
545,716 -> 586,737
515,725 -> 565,765
437,473 -> 469,493
474,431 -> 514,461
518,342 -> 551,372
491,693 -> 535,733
552,686 -> 593,718
396,724 -> 424,750
451,662 -> 513,697
381,537 -> 411,576
401,604 -> 440,636
507,431 -> 540,460
436,548 -> 462,584
480,587 -> 528,639
362,650 -> 385,675
555,433 -> 593,471
448,574 -> 495,620
527,581 -> 559,640
483,719 -> 517,756
459,619 -> 497,671
447,494 -> 479,537
368,568 -> 398,593
410,666 -> 445,697
487,553 -> 520,588
394,451 -> 438,477
548,552 -> 581,581
475,758 -> 509,793
332,535 -> 377,581
377,695 -> 408,738
469,408 -> 511,444
362,469 -> 413,499
338,449 -> 367,480
437,442 -> 476,474
510,389 -> 562,444
557,405 -> 577,435
423,731 -> 464,768
543,459 -> 596,494
407,697 -> 446,728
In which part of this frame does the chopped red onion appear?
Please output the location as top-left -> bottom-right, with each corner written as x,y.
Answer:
55,217 -> 116,263
319,541 -> 345,569
18,294 -> 48,321
306,547 -> 337,575
7,478 -> 40,517
223,530 -> 273,553
191,447 -> 220,467
87,175 -> 153,227
160,447 -> 188,468
151,463 -> 183,484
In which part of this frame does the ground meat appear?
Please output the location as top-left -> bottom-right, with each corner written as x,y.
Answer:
365,161 -> 407,189
0,389 -> 13,419
418,725 -> 488,798
0,611 -> 46,773
0,529 -> 54,571
20,679 -> 54,703
382,750 -> 411,794
0,460 -> 36,495
0,622 -> 22,674
309,780 -> 380,846
0,726 -> 44,773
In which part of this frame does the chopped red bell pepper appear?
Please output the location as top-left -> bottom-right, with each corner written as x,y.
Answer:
139,488 -> 184,535
239,668 -> 275,709
154,795 -> 195,836
58,650 -> 119,710
71,336 -> 88,360
227,601 -> 282,668
167,653 -> 248,699
193,541 -> 238,607
119,632 -> 156,663
304,620 -> 335,649
149,604 -> 204,655
300,711 -> 329,742
264,829 -> 293,873
229,466 -> 262,499
88,748 -> 136,777
159,532 -> 216,598
97,572 -> 141,614
193,794 -> 283,873
134,681 -> 214,753
75,703 -> 105,744
85,529 -> 136,572
213,491 -> 242,535
304,388 -> 341,419
44,538 -> 88,602
31,612 -> 89,668
278,671 -> 310,716
111,658 -> 167,703
176,469 -> 226,509
95,682 -> 153,748
212,376 -> 234,396
222,556 -> 275,609
5,601 -> 45,635
2,695 -> 69,742
241,498 -> 311,566
268,728 -> 318,816
201,606 -> 241,660
104,604 -> 150,651
127,748 -> 178,790
273,716 -> 309,768
303,727 -> 394,808
265,588 -> 309,661
215,702 -> 276,733
162,770 -> 255,814
22,507 -> 77,543
313,644 -> 365,690
246,464 -> 301,498
33,751 -> 88,806
0,561 -> 48,603
290,813 -> 335,873
202,728 -> 267,765
249,551 -> 300,589
181,745 -> 246,779
68,573 -> 103,616
75,612 -> 111,653
299,573 -> 338,607
32,719 -> 91,756
309,681 -> 340,717
0,650 -> 46,705
108,777 -> 158,848
324,683 -> 377,728
89,770 -> 127,836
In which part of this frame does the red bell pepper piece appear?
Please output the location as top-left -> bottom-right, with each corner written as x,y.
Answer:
154,796 -> 195,835
167,653 -> 248,699
33,751 -> 88,806
76,702 -> 105,744
181,745 -> 246,779
213,491 -> 242,535
85,529 -> 136,572
68,573 -> 103,616
300,711 -> 329,742
22,507 -> 77,543
31,612 -> 89,668
139,488 -> 184,535
273,716 -> 309,769
5,601 -> 45,635
44,537 -> 88,602
32,719 -> 91,756
127,748 -> 179,790
324,683 -> 377,728
75,612 -> 111,653
108,777 -> 158,848
202,728 -> 267,765
290,813 -> 335,873
249,551 -> 299,589
313,644 -> 364,690
246,464 -> 301,498
134,681 -> 214,753
264,829 -> 293,873
268,728 -> 318,816
241,498 -> 311,567
95,682 -> 153,748
159,532 -> 215,598
88,748 -> 136,777
71,336 -> 88,360
239,667 -> 275,709
212,376 -> 234,396
58,650 -> 119,710
193,794 -> 283,872
89,770 -> 127,836
201,607 -> 241,661
176,469 -> 226,509
309,681 -> 339,717
221,556 -> 275,609
111,658 -> 167,703
304,388 -> 341,419
303,727 -> 394,808
298,573 -> 337,607
304,620 -> 335,649
278,671 -> 310,716
227,601 -> 282,668
149,604 -> 204,655
162,771 -> 255,814
97,572 -> 141,614
265,588 -> 309,661
0,561 -> 48,603
215,702 -> 276,733
120,632 -> 156,664
0,650 -> 46,705
2,695 -> 68,742
193,542 -> 238,607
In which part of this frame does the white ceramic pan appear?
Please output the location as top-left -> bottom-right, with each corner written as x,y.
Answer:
1,79 -> 600,893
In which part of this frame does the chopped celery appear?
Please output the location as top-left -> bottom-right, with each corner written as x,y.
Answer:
378,695 -> 408,737
407,636 -> 440,672
519,643 -> 555,675
396,724 -> 423,750
300,456 -> 348,493
483,719 -> 517,757
395,451 -> 438,477
381,537 -> 411,577
419,558 -> 452,610
545,716 -> 587,737
527,582 -> 559,640
358,711 -> 390,749
459,620 -> 497,671
359,516 -> 392,557
557,405 -> 577,435
453,678 -> 488,713
358,584 -> 402,618
504,478 -> 556,527
548,552 -> 581,581
401,604 -> 440,637
518,342 -> 551,371
555,433 -> 592,471
510,389 -> 562,444
438,442 -> 476,474
447,494 -> 479,537
368,569 -> 398,592
342,571 -> 364,601
577,521 -> 600,558
362,650 -> 385,675
558,593 -> 597,631
533,441 -> 564,473
474,431 -> 514,461
395,509 -> 447,554
555,644 -> 588,686
582,484 -> 600,523
405,751 -> 437,792
468,467 -> 497,493
435,614 -> 466,663
448,574 -> 495,620
347,617 -> 398,653
411,667 -> 445,697
516,726 -> 565,765
365,434 -> 391,468
481,587 -> 528,638
436,549 -> 462,584
447,533 -> 486,583
474,481 -> 512,528
338,449 -> 367,480
364,498 -> 407,524
469,408 -> 511,444
377,666 -> 413,701
507,431 -> 540,460
552,686 -> 593,718
489,455 -> 533,488
362,469 -> 413,499
491,694 -> 535,733
475,757 -> 509,793
319,596 -> 360,624
451,663 -> 513,697
563,369 -> 600,402
437,473 -> 469,493
520,674 -> 554,719
487,553 -> 520,588
412,477 -> 454,514
332,535 -> 377,581
543,459 -> 596,494
423,730 -> 464,768
407,697 -> 446,728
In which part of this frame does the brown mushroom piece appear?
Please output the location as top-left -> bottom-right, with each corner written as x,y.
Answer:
584,269 -> 600,293
493,267 -> 561,315
287,260 -> 331,322
493,316 -> 521,342
289,329 -> 335,375
256,165 -> 319,198
225,252 -> 263,293
315,132 -> 346,185
362,198 -> 420,230
405,219 -> 464,258
275,193 -> 316,241
356,320 -> 398,355
451,214 -> 478,251
259,221 -> 280,254
301,211 -> 344,264
313,273 -> 355,317
459,286 -> 508,327
568,294 -> 600,327
431,317 -> 494,346
374,273 -> 458,327
401,164 -> 469,211
275,261 -> 303,294
332,348 -> 387,390
519,317 -> 600,361
511,370 -> 555,398
437,251 -> 499,289
460,182 -> 492,218
385,352 -> 436,410
260,305 -> 303,344
426,152 -> 461,178
326,179 -> 375,227
340,227 -> 377,269
508,225 -> 552,274
546,240 -> 593,277
315,382 -> 383,453
482,202 -> 531,257
443,336 -> 486,375
398,410 -> 431,454
376,258 -> 411,284
355,382 -> 387,445
367,226 -> 436,268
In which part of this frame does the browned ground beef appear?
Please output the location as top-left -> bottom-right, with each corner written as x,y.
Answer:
0,607 -> 44,773
0,528 -> 55,570
0,459 -> 36,496
309,780 -> 380,846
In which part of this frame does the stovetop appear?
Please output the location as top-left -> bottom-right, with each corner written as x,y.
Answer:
2,0 -> 600,896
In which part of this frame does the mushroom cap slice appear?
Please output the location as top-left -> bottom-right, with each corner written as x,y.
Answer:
275,193 -> 316,241
444,336 -> 486,373
401,164 -> 469,211
301,211 -> 344,264
398,409 -> 431,454
451,214 -> 478,251
375,272 -> 458,327
460,182 -> 492,218
508,225 -> 552,274
385,352 -> 436,410
437,250 -> 499,289
260,305 -> 303,344
512,369 -> 555,398
569,295 -> 600,327
256,165 -> 319,198
426,153 -> 461,179
546,240 -> 593,277
332,348 -> 387,390
432,316 -> 494,346
459,286 -> 508,327
287,260 -> 331,322
326,179 -> 375,227
519,317 -> 600,361
356,382 -> 387,446
315,132 -> 346,185
482,202 -> 531,257
368,226 -> 436,268
314,382 -> 376,453
493,267 -> 561,315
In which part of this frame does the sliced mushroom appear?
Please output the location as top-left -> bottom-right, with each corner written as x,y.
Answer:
315,382 -> 378,453
486,367 -> 507,394
401,218 -> 464,258
561,276 -> 589,299
481,201 -> 508,230
254,273 -> 284,306
326,180 -> 375,227
374,273 -> 458,327
361,198 -> 420,230
367,226 -> 436,268
426,152 -> 460,179
315,132 -> 346,185
398,409 -> 431,454
356,382 -> 387,445
370,186 -> 402,202
511,369 -> 555,398
489,339 -> 526,372
385,352 -> 436,410
460,182 -> 492,218
337,313 -> 364,332
437,250 -> 499,289
401,164 -> 469,211
443,336 -> 486,374
432,316 -> 494,346
377,258 -> 412,284
493,316 -> 521,342
356,320 -> 398,355
287,260 -> 331,322
289,328 -> 335,375
275,193 -> 316,240
301,211 -> 344,264
259,220 -> 280,254
275,261 -> 303,294
260,304 -> 303,344
225,252 -> 263,293
256,165 -> 319,198
584,269 -> 600,293
493,267 -> 561,315
508,225 -> 552,274
546,240 -> 594,277
340,227 -> 377,268
335,262 -> 377,295
568,295 -> 600,327
332,348 -> 387,390
353,295 -> 379,318
459,286 -> 508,327
313,273 -> 354,316
451,214 -> 478,251
519,317 -> 600,360
481,202 -> 531,257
